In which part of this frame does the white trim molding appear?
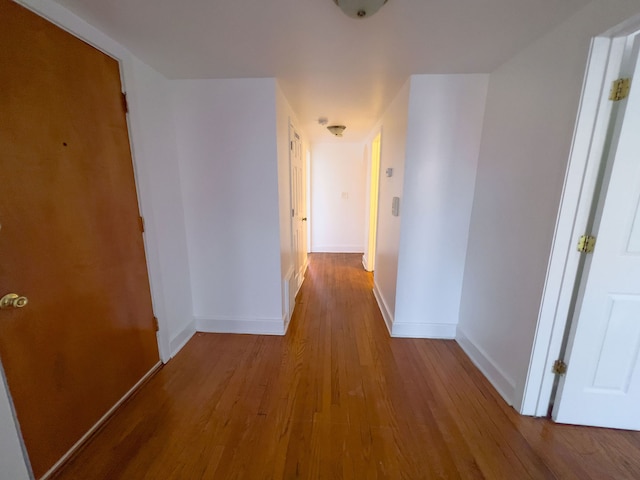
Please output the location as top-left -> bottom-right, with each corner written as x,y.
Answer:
392,322 -> 456,339
283,265 -> 295,328
311,245 -> 364,253
283,311 -> 293,335
196,316 -> 286,336
372,282 -> 393,335
169,320 -> 196,358
372,282 -> 457,339
457,328 -> 516,406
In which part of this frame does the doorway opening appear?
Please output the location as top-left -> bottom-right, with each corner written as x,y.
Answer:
522,19 -> 640,430
364,131 -> 382,272
308,142 -> 370,256
289,122 -> 308,312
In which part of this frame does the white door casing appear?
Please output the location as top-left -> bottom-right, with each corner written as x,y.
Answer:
552,35 -> 640,430
365,132 -> 382,272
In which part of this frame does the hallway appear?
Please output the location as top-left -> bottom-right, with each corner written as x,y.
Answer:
54,254 -> 640,479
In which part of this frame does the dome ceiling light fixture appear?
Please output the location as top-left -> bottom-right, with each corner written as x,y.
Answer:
333,0 -> 388,19
327,125 -> 347,137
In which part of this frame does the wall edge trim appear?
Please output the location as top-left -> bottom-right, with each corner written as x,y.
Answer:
391,322 -> 456,339
311,245 -> 364,253
196,316 -> 285,336
456,327 -> 516,406
372,282 -> 393,335
169,320 -> 197,358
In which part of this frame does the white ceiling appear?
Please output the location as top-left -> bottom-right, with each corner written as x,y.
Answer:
53,0 -> 591,142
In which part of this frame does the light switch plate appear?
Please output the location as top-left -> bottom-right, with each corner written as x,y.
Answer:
392,197 -> 400,216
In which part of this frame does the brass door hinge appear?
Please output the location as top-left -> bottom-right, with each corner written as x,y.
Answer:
153,316 -> 159,331
139,215 -> 145,233
609,78 -> 631,101
577,234 -> 596,253
553,359 -> 568,375
122,92 -> 129,113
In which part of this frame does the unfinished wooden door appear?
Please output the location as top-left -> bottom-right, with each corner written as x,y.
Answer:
0,1 -> 159,477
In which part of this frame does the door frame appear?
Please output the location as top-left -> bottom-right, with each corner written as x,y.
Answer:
13,0 -> 173,363
3,1 -> 176,477
306,149 -> 312,255
363,129 -> 382,272
288,121 -> 307,295
521,16 -> 640,416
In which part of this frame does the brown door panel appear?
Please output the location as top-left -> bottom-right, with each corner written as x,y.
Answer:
0,1 -> 159,476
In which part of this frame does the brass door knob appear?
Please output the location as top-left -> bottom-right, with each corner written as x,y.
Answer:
302,217 -> 308,221
0,293 -> 28,309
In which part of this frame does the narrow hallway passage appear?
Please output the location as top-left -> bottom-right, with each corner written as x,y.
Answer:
55,254 -> 640,479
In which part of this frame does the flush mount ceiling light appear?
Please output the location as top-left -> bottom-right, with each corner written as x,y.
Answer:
333,0 -> 388,18
327,125 -> 346,137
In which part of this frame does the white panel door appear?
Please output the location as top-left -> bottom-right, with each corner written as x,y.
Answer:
553,40 -> 640,429
290,126 -> 306,292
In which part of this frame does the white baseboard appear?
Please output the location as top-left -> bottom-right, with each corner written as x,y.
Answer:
362,254 -> 374,272
283,265 -> 294,336
372,282 -> 393,335
311,245 -> 364,253
41,361 -> 162,480
371,284 -> 456,339
169,320 -> 196,358
283,266 -> 295,329
283,311 -> 292,335
282,260 -> 308,336
391,322 -> 456,339
456,327 -> 516,406
196,316 -> 286,336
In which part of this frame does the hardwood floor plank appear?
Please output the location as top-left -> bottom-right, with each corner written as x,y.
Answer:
52,253 -> 640,479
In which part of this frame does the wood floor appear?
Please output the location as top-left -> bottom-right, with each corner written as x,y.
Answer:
54,253 -> 640,479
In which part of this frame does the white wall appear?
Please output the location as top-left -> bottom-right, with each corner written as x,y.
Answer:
310,143 -> 367,253
2,0 -> 196,475
172,78 -> 286,335
0,368 -> 29,480
457,0 -> 640,409
371,80 -> 411,329
393,75 -> 488,338
128,60 -> 195,358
